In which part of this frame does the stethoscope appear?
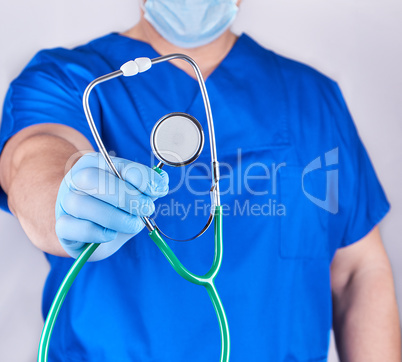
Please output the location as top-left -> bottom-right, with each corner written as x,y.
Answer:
38,54 -> 229,362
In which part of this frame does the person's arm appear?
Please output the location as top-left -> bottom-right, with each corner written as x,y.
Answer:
0,123 -> 93,256
331,226 -> 401,361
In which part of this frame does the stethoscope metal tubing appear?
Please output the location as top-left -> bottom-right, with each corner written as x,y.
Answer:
151,54 -> 220,205
82,54 -> 221,236
151,55 -> 217,168
82,69 -> 123,179
82,69 -> 155,231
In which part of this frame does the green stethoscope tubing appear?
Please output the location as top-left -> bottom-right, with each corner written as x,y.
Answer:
149,206 -> 229,362
37,206 -> 228,362
37,242 -> 100,362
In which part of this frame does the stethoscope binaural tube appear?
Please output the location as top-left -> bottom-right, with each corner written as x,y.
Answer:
82,55 -> 220,239
38,55 -> 229,362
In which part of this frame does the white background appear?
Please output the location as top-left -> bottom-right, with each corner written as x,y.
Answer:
1,0 -> 401,361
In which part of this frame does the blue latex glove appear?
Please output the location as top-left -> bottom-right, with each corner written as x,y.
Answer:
55,152 -> 168,261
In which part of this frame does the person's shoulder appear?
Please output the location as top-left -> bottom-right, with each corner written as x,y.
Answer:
242,33 -> 337,90
14,33 -> 135,87
28,33 -> 117,67
24,33 -> 155,80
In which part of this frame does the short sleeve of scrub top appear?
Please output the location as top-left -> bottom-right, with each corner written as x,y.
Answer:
0,49 -> 96,212
331,83 -> 390,248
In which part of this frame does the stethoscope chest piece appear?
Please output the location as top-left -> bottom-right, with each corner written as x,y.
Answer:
151,112 -> 204,167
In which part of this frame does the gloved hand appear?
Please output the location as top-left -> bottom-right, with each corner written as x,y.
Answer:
55,152 -> 168,261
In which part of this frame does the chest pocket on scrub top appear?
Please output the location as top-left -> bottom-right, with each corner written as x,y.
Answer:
279,165 -> 331,259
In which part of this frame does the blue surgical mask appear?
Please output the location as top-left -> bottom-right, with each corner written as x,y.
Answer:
143,0 -> 239,49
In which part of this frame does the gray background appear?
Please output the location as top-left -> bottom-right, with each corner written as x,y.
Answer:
1,0 -> 401,361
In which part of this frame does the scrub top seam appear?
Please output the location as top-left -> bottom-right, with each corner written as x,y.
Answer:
341,200 -> 390,248
271,51 -> 291,147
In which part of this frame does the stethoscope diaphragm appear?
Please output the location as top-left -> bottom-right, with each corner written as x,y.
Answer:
150,112 -> 204,167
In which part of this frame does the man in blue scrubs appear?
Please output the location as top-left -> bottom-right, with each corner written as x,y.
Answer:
0,0 -> 400,360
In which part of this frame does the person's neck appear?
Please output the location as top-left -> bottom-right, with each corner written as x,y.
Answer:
122,17 -> 238,80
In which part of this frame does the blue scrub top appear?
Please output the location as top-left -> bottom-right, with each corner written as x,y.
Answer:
0,33 -> 389,361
